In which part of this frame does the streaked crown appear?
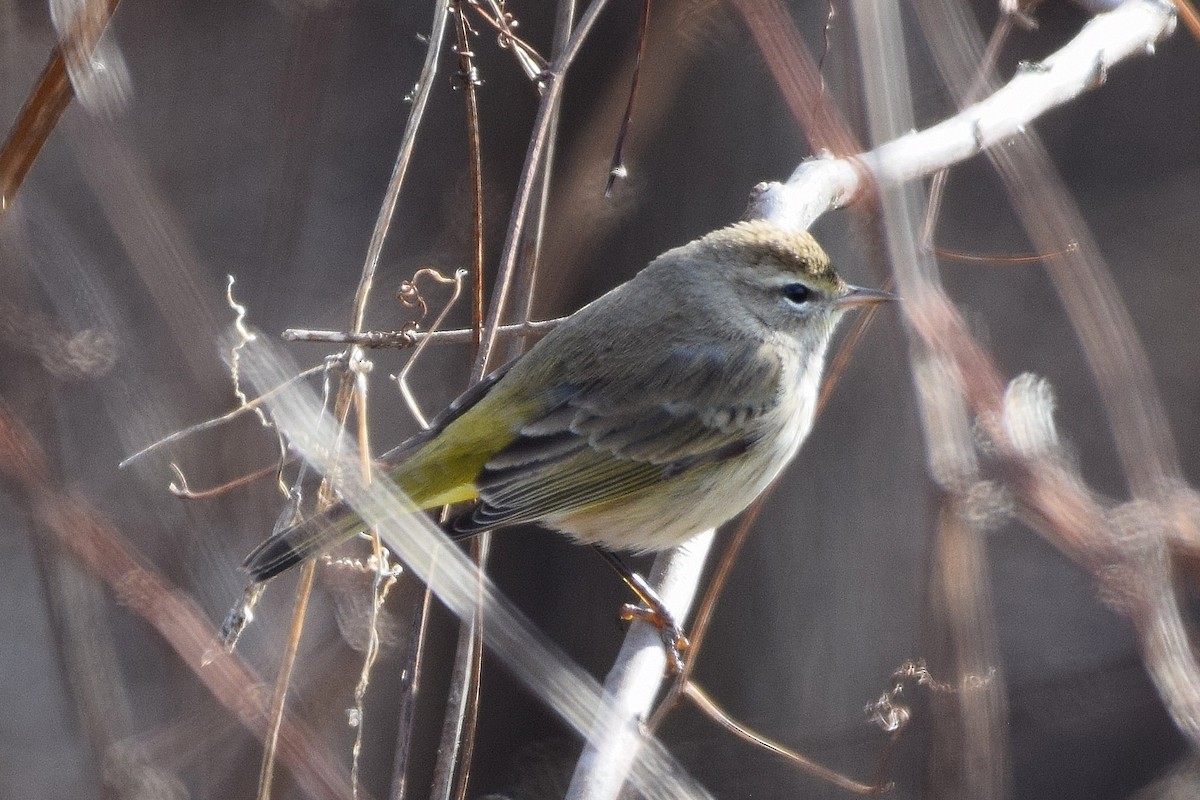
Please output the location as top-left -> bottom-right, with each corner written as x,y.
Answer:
694,219 -> 845,292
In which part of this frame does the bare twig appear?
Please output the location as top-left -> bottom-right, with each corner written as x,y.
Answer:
350,551 -> 402,800
571,0 -> 885,793
683,683 -> 884,795
169,459 -> 292,500
928,244 -> 1078,265
919,10 -> 1016,255
362,10 -> 453,792
466,0 -> 550,78
506,0 -> 576,360
452,2 -> 487,354
604,0 -> 650,197
256,562 -> 317,800
911,0 -> 1200,745
471,0 -> 611,381
817,279 -> 892,413
729,0 -> 861,158
637,293 -> 895,790
809,0 -> 1200,758
643,497 -> 769,738
395,269 -> 469,428
283,317 -> 562,347
387,572 -> 436,800
0,0 -> 123,210
1173,0 -> 1200,40
431,5 -> 490,798
119,361 -> 331,468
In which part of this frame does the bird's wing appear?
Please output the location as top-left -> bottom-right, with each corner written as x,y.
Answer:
451,340 -> 783,535
376,355 -> 521,467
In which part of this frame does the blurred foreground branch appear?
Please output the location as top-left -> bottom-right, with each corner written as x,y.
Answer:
0,400 -> 364,800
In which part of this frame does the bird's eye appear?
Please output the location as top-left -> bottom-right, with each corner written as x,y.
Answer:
782,283 -> 811,305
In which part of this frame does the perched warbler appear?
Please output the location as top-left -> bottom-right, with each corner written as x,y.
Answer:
242,219 -> 890,644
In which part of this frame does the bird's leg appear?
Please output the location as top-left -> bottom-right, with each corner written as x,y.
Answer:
594,547 -> 689,674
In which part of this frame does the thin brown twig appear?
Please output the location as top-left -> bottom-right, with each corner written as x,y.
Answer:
644,494 -> 770,737
604,0 -> 650,197
257,561 -> 317,800
729,0 -> 860,157
645,291 -> 894,788
432,7 -> 605,782
679,510 -> 759,671
388,570 -> 436,800
396,269 -> 469,428
119,361 -> 331,468
347,0 -> 451,336
254,363 -> 362,800
447,3 -> 577,783
429,597 -> 483,800
931,243 -> 1078,265
683,683 -> 886,795
465,0 -> 550,76
283,317 -> 563,347
433,5 -> 490,798
168,459 -> 293,500
0,51 -> 73,212
471,0 -> 612,382
453,4 -> 487,355
0,0 -> 122,211
452,537 -> 488,800
431,3 -> 607,794
365,9 -> 454,794
1173,0 -> 1200,41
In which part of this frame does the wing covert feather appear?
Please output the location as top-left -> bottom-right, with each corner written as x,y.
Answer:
452,339 -> 784,535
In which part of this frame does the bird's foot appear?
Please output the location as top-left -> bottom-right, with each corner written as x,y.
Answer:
620,602 -> 690,675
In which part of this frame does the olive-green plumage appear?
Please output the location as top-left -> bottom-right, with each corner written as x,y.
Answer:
242,220 -> 891,582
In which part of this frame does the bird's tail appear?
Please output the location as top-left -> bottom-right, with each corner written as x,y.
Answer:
242,506 -> 366,583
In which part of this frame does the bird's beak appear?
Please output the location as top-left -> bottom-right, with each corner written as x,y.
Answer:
835,285 -> 896,309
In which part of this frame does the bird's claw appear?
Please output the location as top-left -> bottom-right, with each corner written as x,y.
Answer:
620,602 -> 690,674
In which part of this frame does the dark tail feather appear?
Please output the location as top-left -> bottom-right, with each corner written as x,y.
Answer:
246,503 -> 495,583
445,503 -> 518,541
242,507 -> 363,583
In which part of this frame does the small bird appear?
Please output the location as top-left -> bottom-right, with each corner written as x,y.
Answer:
242,219 -> 890,655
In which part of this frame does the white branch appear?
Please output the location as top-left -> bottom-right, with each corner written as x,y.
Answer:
565,534 -> 715,800
749,0 -> 1177,232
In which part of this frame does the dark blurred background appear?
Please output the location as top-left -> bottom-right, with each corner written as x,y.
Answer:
2,0 -> 1199,798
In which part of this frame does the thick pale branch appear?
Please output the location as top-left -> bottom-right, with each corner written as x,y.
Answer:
748,0 -> 1177,231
